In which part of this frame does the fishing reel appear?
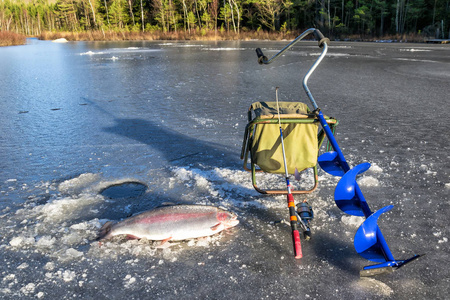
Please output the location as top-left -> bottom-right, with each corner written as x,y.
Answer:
296,201 -> 314,240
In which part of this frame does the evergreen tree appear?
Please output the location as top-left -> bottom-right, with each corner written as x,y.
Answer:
0,0 -> 448,39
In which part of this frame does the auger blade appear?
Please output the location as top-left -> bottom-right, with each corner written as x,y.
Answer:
354,205 -> 394,262
318,151 -> 345,176
334,163 -> 371,216
359,254 -> 424,277
395,254 -> 424,269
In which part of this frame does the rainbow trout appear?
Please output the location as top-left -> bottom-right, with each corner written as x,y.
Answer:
97,205 -> 239,242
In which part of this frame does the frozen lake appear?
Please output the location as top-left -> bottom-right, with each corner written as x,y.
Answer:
0,38 -> 449,299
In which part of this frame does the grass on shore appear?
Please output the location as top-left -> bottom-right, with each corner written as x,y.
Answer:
2,29 -> 430,45
38,29 -> 306,42
0,31 -> 27,46
39,29 -> 431,43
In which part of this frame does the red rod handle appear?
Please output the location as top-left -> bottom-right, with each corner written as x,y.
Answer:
292,230 -> 303,259
287,193 -> 302,259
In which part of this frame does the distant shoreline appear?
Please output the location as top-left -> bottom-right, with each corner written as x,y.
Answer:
1,29 -> 436,46
38,30 -> 431,44
38,30 -> 300,42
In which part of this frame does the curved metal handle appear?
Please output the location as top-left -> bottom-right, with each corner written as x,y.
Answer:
254,28 -> 329,65
303,42 -> 328,110
254,28 -> 330,110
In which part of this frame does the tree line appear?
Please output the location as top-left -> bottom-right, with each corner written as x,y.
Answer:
1,0 -> 449,39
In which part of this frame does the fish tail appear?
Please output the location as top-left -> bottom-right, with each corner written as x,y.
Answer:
97,221 -> 114,241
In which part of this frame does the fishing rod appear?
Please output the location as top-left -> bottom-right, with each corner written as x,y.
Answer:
275,87 -> 302,259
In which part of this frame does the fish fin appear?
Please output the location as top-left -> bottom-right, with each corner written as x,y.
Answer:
160,237 -> 172,245
210,223 -> 222,231
294,168 -> 301,181
156,241 -> 178,249
126,234 -> 140,240
97,221 -> 114,241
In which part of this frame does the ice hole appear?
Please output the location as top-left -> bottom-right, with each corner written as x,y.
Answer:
100,182 -> 148,199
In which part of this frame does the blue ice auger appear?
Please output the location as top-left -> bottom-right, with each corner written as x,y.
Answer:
319,153 -> 422,276
256,28 -> 422,276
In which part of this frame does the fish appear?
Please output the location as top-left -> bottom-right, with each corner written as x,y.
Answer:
97,205 -> 239,243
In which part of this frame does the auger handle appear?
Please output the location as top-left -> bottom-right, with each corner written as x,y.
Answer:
313,29 -> 330,48
256,48 -> 268,65
254,28 -> 330,65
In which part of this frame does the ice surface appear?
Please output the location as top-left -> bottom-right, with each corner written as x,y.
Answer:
354,278 -> 394,296
0,39 -> 448,299
358,176 -> 380,187
80,51 -> 105,56
341,215 -> 364,228
202,47 -> 246,51
399,48 -> 432,52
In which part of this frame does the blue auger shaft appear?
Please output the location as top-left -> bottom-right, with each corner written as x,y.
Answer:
317,110 -> 396,262
316,110 -> 373,218
301,35 -> 373,218
316,111 -> 349,171
377,227 -> 396,261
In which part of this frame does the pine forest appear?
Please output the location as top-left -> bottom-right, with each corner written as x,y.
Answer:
0,0 -> 449,40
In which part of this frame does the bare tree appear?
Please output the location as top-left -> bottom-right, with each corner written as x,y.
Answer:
128,0 -> 135,25
87,0 -> 97,27
255,0 -> 284,31
140,0 -> 144,31
105,0 -> 110,25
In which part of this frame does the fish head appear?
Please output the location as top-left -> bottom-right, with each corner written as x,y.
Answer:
216,210 -> 239,229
